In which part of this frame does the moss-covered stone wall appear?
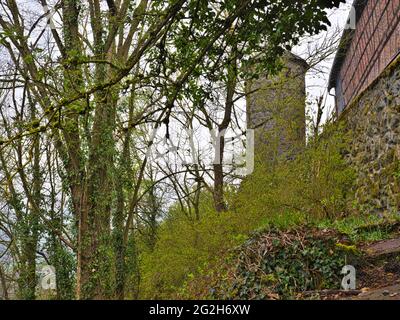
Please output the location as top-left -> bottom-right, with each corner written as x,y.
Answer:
342,57 -> 400,215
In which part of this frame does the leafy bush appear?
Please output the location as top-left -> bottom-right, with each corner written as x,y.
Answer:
236,122 -> 355,222
139,195 -> 251,299
181,227 -> 346,299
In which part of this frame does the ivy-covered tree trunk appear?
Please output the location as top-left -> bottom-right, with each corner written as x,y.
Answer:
61,0 -> 86,299
113,90 -> 135,299
0,264 -> 8,300
17,223 -> 38,299
17,104 -> 41,299
79,58 -> 118,298
48,214 -> 75,300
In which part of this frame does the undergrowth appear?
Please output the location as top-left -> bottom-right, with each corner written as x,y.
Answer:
138,123 -> 394,300
317,212 -> 400,243
179,227 -> 347,300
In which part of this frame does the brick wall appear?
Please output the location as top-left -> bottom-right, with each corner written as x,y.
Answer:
337,0 -> 400,109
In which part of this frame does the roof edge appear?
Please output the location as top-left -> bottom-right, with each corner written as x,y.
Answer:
328,0 -> 369,90
284,51 -> 310,70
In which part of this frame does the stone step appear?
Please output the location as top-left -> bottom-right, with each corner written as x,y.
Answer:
363,238 -> 400,257
351,284 -> 400,300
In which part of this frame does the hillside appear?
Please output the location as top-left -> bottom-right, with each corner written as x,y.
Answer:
179,221 -> 400,300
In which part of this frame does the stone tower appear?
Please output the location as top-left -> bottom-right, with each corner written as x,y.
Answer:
246,51 -> 309,165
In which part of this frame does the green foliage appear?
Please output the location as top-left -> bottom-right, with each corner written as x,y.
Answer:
139,195 -> 247,299
237,123 -> 355,222
139,187 -> 297,299
124,233 -> 141,299
394,161 -> 400,180
318,212 -> 400,243
139,123 -> 356,298
0,0 -> 347,300
234,236 -> 344,299
181,227 -> 347,300
147,0 -> 345,110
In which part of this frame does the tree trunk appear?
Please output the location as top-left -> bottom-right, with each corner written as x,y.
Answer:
213,54 -> 237,212
0,265 -> 8,300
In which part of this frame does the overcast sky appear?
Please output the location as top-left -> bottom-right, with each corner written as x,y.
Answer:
294,0 -> 354,123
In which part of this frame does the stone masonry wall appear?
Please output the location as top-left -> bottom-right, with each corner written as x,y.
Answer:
343,58 -> 400,214
246,52 -> 308,164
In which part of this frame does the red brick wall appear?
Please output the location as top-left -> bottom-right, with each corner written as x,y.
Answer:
338,0 -> 400,107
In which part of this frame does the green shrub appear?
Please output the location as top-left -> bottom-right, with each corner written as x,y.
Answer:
236,122 -> 355,222
139,195 -> 251,299
180,227 -> 347,300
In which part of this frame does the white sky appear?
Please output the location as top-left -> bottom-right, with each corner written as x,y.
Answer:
294,0 -> 354,124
